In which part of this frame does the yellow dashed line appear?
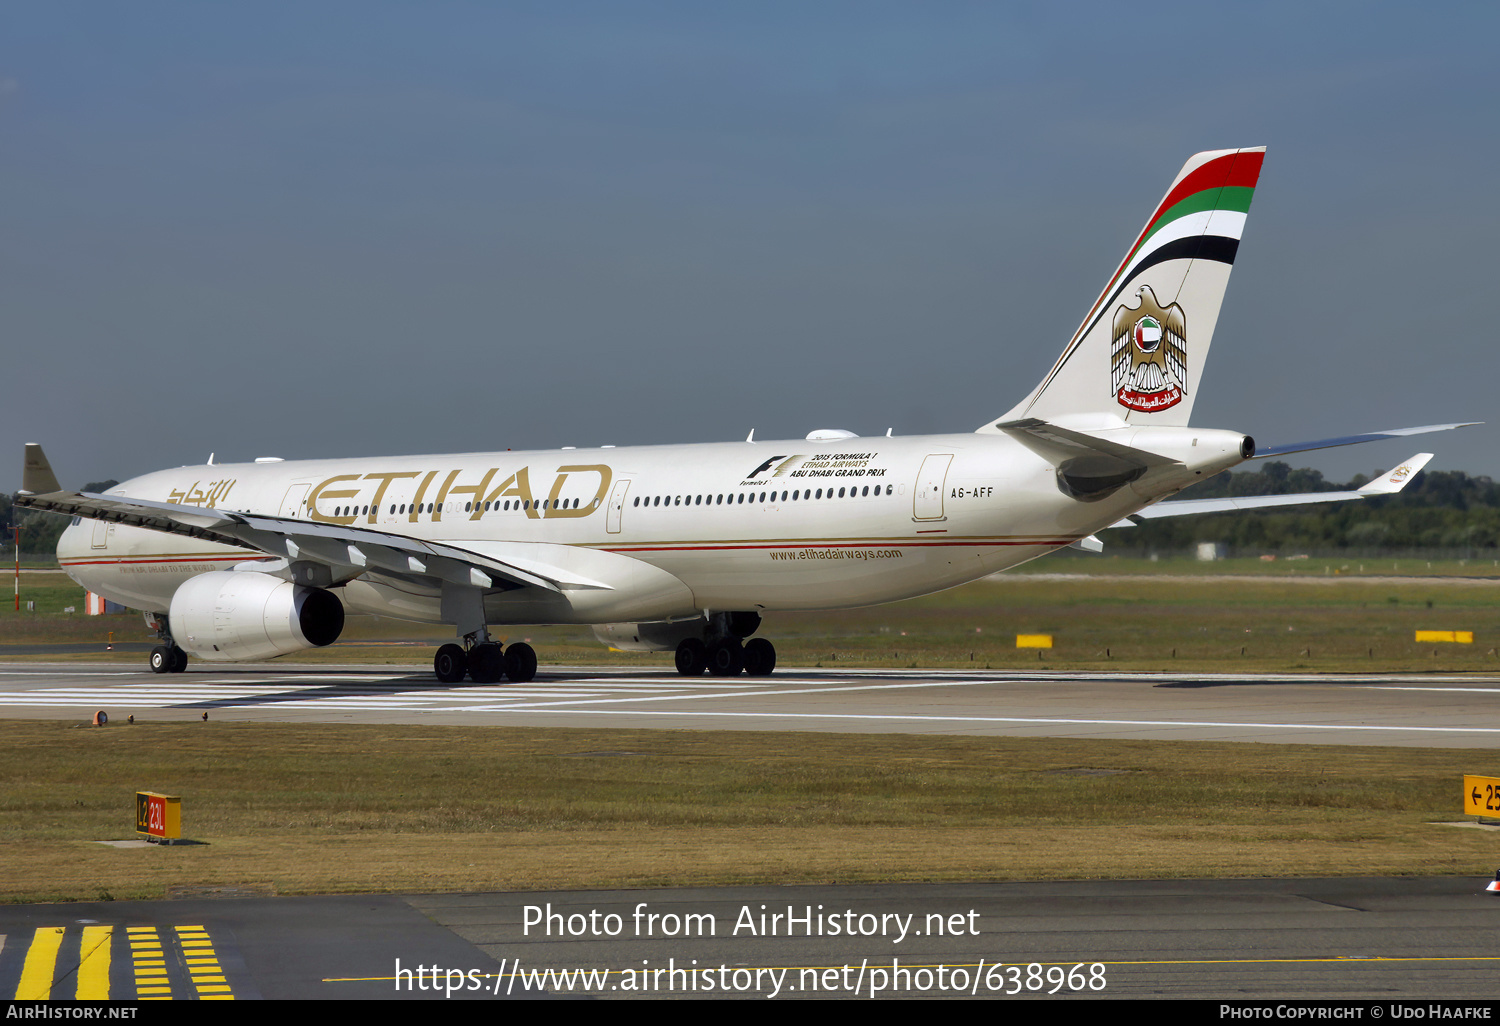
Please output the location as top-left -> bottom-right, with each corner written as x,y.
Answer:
130,926 -> 170,1001
174,925 -> 234,1000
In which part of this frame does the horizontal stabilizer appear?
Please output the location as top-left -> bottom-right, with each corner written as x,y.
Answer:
1252,423 -> 1478,459
999,417 -> 1183,503
996,418 -> 1179,470
1110,452 -> 1432,525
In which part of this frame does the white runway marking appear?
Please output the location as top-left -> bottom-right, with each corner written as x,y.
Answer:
1,668 -> 1496,744
468,708 -> 1500,734
459,678 -> 1014,711
1362,686 -> 1500,694
0,675 -> 788,712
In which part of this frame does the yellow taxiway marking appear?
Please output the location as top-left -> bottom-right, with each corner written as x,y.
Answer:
76,925 -> 113,1000
175,925 -> 234,1000
16,927 -> 65,999
130,926 -> 170,1001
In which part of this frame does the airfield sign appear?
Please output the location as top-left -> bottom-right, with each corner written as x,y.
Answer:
1462,775 -> 1500,818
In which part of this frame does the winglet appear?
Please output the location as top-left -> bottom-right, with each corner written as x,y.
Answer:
1357,453 -> 1433,495
20,444 -> 61,496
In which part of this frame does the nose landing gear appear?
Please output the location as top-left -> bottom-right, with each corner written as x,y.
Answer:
145,613 -> 187,673
149,644 -> 187,674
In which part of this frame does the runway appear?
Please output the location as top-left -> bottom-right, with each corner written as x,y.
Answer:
2,878 -> 1497,1000
1,662 -> 1498,747
4,663 -> 1498,1002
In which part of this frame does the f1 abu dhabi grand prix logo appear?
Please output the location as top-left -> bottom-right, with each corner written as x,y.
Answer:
1110,285 -> 1188,413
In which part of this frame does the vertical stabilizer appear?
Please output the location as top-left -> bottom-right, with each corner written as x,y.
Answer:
981,147 -> 1264,431
21,444 -> 61,495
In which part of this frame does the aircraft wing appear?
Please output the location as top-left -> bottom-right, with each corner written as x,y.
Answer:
14,444 -> 601,594
1251,423 -> 1478,459
1110,452 -> 1433,526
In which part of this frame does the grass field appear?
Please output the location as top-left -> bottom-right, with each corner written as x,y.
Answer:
1014,552 -> 1500,577
1,720 -> 1494,904
7,561 -> 1498,673
3,561 -> 1498,903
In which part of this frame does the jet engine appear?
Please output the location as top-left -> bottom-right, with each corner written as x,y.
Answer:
169,570 -> 344,662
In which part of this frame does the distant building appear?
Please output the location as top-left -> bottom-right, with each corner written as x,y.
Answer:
84,591 -> 125,615
1196,542 -> 1226,562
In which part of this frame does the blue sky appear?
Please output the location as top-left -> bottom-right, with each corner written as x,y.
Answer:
4,2 -> 1496,487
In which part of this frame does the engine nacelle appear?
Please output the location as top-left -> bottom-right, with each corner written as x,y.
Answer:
169,571 -> 344,662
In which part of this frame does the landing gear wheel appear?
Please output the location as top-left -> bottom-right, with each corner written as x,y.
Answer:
503,642 -> 537,684
675,638 -> 707,677
150,646 -> 172,674
706,638 -> 744,677
468,643 -> 505,684
742,638 -> 776,677
434,643 -> 468,684
168,646 -> 188,673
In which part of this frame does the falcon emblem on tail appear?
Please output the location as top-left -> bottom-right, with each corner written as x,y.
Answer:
1111,284 -> 1187,413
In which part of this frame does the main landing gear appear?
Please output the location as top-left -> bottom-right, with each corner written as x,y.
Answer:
433,639 -> 538,685
674,612 -> 776,678
145,613 -> 187,674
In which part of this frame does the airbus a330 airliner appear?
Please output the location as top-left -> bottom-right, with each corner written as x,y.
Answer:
16,147 -> 1473,683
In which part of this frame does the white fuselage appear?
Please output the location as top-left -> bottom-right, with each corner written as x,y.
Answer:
57,428 -> 1246,627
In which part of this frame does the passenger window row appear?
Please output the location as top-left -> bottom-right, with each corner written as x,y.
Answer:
632,484 -> 894,508
324,496 -> 588,518
321,485 -> 892,520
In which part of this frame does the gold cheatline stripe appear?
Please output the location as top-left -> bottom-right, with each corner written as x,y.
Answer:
16,927 -> 65,999
76,925 -> 113,1000
582,534 -> 1072,548
62,533 -> 1066,557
